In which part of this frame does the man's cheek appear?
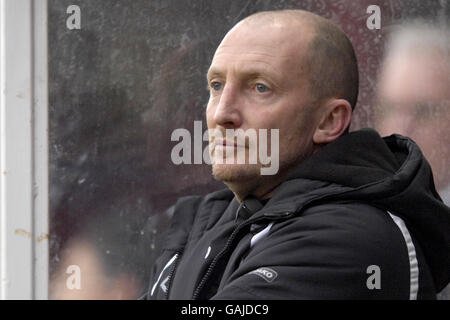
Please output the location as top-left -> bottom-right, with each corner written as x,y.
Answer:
205,103 -> 218,125
205,112 -> 214,129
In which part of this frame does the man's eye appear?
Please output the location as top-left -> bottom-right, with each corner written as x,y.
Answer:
211,82 -> 223,91
256,83 -> 269,93
414,102 -> 432,119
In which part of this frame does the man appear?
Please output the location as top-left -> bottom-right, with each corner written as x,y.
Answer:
376,23 -> 450,204
375,22 -> 450,299
146,10 -> 450,299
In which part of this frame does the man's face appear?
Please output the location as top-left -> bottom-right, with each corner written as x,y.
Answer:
206,20 -> 319,185
377,54 -> 450,189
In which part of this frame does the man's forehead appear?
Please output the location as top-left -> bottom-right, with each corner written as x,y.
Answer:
213,44 -> 293,60
207,45 -> 303,82
206,12 -> 315,82
209,25 -> 311,68
220,18 -> 313,50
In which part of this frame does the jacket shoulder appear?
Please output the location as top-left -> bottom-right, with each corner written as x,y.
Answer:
163,188 -> 233,250
215,201 -> 416,299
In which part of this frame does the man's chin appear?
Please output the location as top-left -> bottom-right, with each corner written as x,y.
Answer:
211,163 -> 261,183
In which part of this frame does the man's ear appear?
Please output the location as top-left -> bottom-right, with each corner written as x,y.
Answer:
313,99 -> 352,144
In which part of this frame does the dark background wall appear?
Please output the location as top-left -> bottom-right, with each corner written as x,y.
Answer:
48,0 -> 449,298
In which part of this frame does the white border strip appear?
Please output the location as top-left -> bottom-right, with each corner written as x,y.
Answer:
388,211 -> 419,300
32,0 -> 49,300
0,0 -> 48,299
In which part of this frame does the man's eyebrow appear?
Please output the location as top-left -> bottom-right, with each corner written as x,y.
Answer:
206,68 -> 223,80
207,66 -> 282,82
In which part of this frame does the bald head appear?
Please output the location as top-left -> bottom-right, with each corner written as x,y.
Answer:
230,10 -> 359,110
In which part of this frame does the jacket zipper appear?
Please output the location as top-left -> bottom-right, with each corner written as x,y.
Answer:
192,212 -> 293,299
190,192 -> 340,299
164,249 -> 183,299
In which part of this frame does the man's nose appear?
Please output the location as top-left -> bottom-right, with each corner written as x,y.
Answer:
212,84 -> 242,129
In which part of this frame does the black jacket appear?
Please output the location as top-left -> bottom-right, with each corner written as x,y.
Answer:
146,129 -> 450,300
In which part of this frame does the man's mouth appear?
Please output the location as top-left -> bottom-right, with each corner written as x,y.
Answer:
212,138 -> 247,150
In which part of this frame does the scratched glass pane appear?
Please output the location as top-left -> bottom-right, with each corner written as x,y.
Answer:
48,0 -> 449,299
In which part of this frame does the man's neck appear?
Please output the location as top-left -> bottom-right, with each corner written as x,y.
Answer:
228,168 -> 294,203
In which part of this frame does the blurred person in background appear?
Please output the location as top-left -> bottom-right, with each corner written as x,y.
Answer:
50,202 -> 167,299
51,238 -> 138,300
375,22 -> 450,299
49,86 -> 170,299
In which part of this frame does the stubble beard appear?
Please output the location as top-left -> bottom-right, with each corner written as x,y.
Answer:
211,144 -> 314,199
210,147 -> 266,196
212,162 -> 261,183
